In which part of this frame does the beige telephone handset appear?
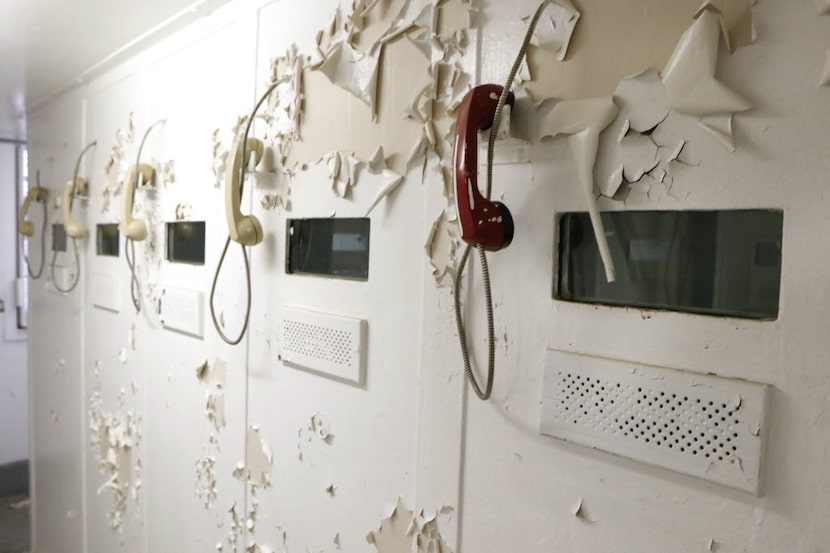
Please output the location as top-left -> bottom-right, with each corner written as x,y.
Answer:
124,118 -> 165,313
120,163 -> 156,241
63,176 -> 89,239
18,185 -> 48,237
52,140 -> 97,293
19,170 -> 50,280
225,137 -> 264,246
210,81 -> 279,346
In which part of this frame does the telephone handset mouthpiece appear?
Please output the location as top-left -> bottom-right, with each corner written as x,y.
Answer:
454,84 -> 516,252
225,137 -> 264,247
120,163 -> 156,241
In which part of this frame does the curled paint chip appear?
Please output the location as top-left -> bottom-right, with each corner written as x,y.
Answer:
820,49 -> 830,87
424,210 -> 459,289
246,427 -> 273,488
661,6 -> 752,118
524,0 -> 580,60
367,499 -> 454,553
320,150 -> 362,198
319,41 -> 382,120
365,170 -> 404,216
540,97 -> 618,283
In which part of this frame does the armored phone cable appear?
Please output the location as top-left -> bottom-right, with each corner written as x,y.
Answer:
209,80 -> 280,346
125,118 -> 166,313
454,1 -> 548,400
25,169 -> 49,279
52,141 -> 97,294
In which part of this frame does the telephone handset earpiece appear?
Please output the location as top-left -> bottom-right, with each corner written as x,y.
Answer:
454,84 -> 516,252
225,137 -> 264,246
63,177 -> 89,239
120,163 -> 156,241
19,186 -> 48,237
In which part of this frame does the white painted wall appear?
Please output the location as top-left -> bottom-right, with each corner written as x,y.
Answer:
0,142 -> 28,467
24,1 -> 830,552
26,90 -> 86,552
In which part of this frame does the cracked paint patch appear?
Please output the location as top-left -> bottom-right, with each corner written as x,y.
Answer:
88,366 -> 143,531
262,45 -> 305,170
523,0 -> 580,60
174,202 -> 192,221
195,358 -> 227,512
195,456 -> 218,509
425,210 -> 459,289
540,97 -> 618,282
103,113 -> 136,213
320,150 -> 362,198
820,49 -> 830,87
367,499 -> 454,553
246,427 -> 273,488
661,3 -> 752,118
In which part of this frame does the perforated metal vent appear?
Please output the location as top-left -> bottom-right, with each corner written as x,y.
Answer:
281,306 -> 365,384
540,350 -> 769,494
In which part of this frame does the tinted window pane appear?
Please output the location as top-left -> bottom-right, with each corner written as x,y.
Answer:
52,223 -> 67,252
558,210 -> 783,319
287,218 -> 370,281
166,221 -> 206,265
96,224 -> 120,256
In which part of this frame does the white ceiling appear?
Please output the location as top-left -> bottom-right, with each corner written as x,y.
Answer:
0,0 -> 230,141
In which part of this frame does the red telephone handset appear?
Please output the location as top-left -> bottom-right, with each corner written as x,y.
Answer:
454,84 -> 515,252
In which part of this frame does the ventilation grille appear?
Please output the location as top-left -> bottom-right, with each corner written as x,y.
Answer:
540,350 -> 769,494
281,306 -> 365,384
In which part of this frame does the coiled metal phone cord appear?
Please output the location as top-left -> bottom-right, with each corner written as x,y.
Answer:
209,81 -> 280,346
51,141 -> 97,294
454,1 -> 549,400
25,169 -> 49,280
125,118 -> 166,314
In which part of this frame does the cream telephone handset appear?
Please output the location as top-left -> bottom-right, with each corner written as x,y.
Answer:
52,140 -> 97,293
63,175 -> 89,239
19,168 -> 49,279
210,81 -> 279,346
120,163 -> 156,241
123,118 -> 165,313
18,182 -> 48,237
225,137 -> 264,246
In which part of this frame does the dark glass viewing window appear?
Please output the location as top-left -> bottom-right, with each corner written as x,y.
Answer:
557,210 -> 783,319
96,224 -> 120,256
52,223 -> 67,252
166,221 -> 206,265
287,218 -> 370,281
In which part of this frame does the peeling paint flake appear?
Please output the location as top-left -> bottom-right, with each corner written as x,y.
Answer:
88,379 -> 143,531
367,499 -> 454,553
320,150 -> 362,198
365,170 -> 404,216
661,4 -> 751,118
206,392 -> 226,432
319,41 -> 382,120
541,97 -> 618,282
523,0 -> 580,60
424,210 -> 459,288
246,427 -> 273,488
820,49 -> 830,87
698,114 -> 735,151
366,500 -> 415,553
195,456 -> 218,509
262,46 -> 305,169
